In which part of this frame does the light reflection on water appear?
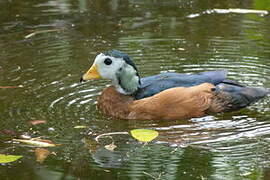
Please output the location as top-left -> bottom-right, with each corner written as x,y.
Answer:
0,0 -> 270,179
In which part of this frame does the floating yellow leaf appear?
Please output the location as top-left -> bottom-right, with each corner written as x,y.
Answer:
0,154 -> 23,163
74,125 -> 87,129
130,129 -> 158,142
0,86 -> 23,89
24,29 -> 64,39
12,138 -> 59,147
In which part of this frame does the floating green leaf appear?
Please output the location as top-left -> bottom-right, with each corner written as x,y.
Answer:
0,154 -> 23,163
254,0 -> 270,11
130,129 -> 158,142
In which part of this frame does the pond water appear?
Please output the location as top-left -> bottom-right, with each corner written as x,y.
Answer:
0,0 -> 270,179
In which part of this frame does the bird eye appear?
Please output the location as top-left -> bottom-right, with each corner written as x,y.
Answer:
104,58 -> 112,65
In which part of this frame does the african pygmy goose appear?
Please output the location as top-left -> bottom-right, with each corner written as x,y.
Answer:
81,50 -> 269,120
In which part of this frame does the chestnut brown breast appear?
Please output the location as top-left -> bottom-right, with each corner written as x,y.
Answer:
97,83 -> 219,120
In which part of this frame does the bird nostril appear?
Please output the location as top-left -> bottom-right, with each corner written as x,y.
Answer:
80,77 -> 85,83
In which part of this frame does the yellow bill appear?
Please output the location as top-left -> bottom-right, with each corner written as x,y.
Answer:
81,64 -> 101,81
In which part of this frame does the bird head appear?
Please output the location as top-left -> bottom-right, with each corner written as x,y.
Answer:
81,50 -> 140,95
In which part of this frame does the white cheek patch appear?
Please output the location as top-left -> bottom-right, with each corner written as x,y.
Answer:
92,53 -> 140,94
95,54 -> 125,81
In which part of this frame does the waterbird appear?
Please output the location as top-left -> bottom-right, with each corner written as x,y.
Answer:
80,50 -> 269,120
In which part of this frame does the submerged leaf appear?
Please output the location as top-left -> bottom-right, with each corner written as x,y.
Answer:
83,138 -> 99,154
35,148 -> 50,163
28,120 -> 47,125
104,143 -> 117,151
130,129 -> 159,142
12,138 -> 59,147
1,129 -> 18,137
0,85 -> 23,89
0,154 -> 23,163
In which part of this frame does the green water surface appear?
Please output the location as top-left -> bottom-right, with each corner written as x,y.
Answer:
0,0 -> 270,179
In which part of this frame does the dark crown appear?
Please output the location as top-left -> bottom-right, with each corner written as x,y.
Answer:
103,50 -> 138,72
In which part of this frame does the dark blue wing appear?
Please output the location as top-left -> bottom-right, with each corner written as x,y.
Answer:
134,70 -> 269,111
135,70 -> 228,99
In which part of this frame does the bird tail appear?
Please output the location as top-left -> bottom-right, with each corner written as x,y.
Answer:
208,84 -> 269,113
